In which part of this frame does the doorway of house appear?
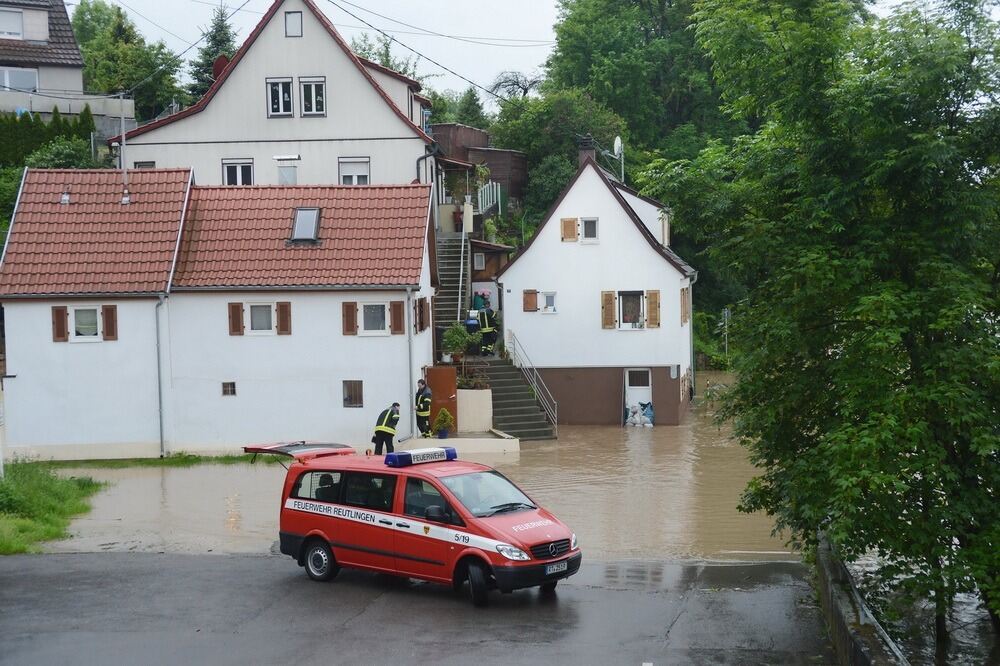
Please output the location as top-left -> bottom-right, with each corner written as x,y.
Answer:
624,368 -> 652,411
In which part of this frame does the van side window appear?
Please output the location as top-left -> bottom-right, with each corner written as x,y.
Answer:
293,471 -> 342,503
343,472 -> 397,512
404,477 -> 463,526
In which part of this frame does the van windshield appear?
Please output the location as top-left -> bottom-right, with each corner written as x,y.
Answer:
440,471 -> 536,518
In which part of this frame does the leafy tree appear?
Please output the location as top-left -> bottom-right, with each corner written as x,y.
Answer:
70,0 -> 116,46
660,0 -> 1000,642
187,4 -> 237,100
0,166 -> 23,234
351,33 -> 428,82
491,88 -> 627,172
522,154 -> 576,224
0,107 -> 98,167
547,0 -> 740,154
426,89 -> 460,123
453,87 -> 490,128
25,137 -> 101,169
76,4 -> 186,120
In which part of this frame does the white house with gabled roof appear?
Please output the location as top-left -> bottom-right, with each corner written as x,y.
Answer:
0,168 -> 436,460
113,0 -> 435,190
496,153 -> 697,426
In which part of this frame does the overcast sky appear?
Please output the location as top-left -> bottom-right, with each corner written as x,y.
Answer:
67,0 -> 562,105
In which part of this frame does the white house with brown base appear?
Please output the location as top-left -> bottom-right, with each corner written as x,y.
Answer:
496,157 -> 696,425
0,169 -> 435,459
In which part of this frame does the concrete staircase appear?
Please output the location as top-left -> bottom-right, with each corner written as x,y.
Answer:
481,358 -> 555,441
434,233 -> 470,329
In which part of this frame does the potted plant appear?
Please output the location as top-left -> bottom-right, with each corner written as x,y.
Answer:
443,322 -> 472,365
432,407 -> 455,439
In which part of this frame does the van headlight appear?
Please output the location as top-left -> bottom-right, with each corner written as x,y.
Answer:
571,533 -> 578,549
496,544 -> 530,561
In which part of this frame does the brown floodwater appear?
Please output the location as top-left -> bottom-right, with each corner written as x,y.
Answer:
50,372 -> 791,561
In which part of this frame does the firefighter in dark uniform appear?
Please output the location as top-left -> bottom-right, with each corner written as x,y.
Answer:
371,402 -> 401,455
478,307 -> 497,356
415,379 -> 433,438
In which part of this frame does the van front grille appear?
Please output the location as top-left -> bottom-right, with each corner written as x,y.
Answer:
530,539 -> 571,560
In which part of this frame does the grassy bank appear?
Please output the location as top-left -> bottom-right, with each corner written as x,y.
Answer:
0,462 -> 103,554
39,452 -> 283,469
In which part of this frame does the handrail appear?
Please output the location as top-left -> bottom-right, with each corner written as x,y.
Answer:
456,222 -> 467,322
477,181 -> 502,217
508,331 -> 558,437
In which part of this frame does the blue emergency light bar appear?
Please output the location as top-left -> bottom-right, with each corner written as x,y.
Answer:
384,447 -> 457,467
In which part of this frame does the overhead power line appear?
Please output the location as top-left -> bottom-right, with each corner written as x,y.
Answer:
114,0 -> 194,44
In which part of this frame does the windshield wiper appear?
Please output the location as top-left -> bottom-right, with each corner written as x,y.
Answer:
485,502 -> 536,516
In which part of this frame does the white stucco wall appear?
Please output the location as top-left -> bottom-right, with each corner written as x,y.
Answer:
2,299 -> 162,459
125,0 -> 427,186
164,287 -> 434,453
617,189 -> 668,246
498,165 -> 692,372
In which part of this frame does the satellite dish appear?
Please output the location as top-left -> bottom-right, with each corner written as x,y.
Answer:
613,136 -> 623,157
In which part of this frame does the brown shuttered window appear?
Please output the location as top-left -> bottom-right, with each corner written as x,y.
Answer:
523,289 -> 538,312
560,217 -> 578,242
390,300 -> 405,335
601,291 -> 617,329
420,298 -> 431,332
342,301 -> 358,335
646,290 -> 660,329
101,305 -> 118,340
276,301 -> 292,335
228,302 -> 244,336
51,306 -> 69,342
680,287 -> 691,325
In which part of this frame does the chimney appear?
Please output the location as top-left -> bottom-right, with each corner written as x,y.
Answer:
212,54 -> 230,81
578,133 -> 596,166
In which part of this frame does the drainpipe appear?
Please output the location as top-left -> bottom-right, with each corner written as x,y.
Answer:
405,286 -> 416,439
155,295 -> 166,457
415,142 -> 440,183
689,271 -> 699,401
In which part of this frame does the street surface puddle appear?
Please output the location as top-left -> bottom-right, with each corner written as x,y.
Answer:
51,373 -> 790,561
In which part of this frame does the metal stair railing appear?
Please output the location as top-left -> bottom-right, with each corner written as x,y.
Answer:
507,332 -> 558,437
455,229 -> 468,322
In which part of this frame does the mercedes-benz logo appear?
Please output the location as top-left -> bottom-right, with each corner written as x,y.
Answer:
548,542 -> 559,557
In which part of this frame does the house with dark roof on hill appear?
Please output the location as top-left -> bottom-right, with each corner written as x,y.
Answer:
495,145 -> 697,427
0,0 -> 135,137
0,168 -> 435,459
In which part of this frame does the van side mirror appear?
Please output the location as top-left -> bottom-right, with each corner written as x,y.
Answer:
425,505 -> 446,522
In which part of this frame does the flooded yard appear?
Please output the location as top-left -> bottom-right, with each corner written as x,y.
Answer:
50,373 -> 790,561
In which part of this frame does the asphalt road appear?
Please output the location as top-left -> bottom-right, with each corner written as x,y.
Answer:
0,553 -> 836,665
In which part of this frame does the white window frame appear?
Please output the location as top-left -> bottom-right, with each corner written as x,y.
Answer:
1,66 -> 37,92
0,9 -> 23,40
69,306 -> 102,343
618,291 -> 645,330
473,252 -> 485,271
133,161 -> 156,169
284,11 -> 302,37
541,291 -> 557,314
359,302 -> 390,337
266,78 -> 293,117
246,302 -> 276,336
581,217 -> 599,243
222,159 -> 253,185
338,157 -> 370,185
299,77 -> 326,116
278,164 -> 297,185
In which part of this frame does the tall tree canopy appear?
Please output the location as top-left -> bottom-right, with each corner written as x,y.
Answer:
547,0 -> 739,157
351,33 -> 426,82
453,87 -> 491,128
71,2 -> 186,120
657,0 -> 1000,641
188,4 -> 237,100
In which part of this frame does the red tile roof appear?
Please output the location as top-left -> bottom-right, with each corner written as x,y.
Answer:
0,169 -> 191,296
112,0 -> 431,145
171,185 -> 432,289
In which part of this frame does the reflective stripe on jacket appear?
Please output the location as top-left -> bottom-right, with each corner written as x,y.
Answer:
415,389 -> 432,417
374,408 -> 399,435
478,309 -> 496,333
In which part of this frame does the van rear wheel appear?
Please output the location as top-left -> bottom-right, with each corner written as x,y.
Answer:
303,540 -> 339,582
467,561 -> 489,607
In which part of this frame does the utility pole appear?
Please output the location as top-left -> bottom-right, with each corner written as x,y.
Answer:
119,92 -> 128,190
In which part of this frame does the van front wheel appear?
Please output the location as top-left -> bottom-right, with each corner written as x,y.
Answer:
467,561 -> 489,607
303,540 -> 339,582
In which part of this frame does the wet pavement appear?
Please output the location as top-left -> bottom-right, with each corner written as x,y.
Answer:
0,553 -> 836,665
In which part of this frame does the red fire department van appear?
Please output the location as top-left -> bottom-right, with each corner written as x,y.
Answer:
245,442 -> 582,606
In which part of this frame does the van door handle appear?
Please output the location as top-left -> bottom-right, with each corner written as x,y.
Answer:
396,522 -> 410,528
378,519 -> 393,525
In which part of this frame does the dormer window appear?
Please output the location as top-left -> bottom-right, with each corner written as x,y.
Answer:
0,9 -> 23,40
291,207 -> 320,241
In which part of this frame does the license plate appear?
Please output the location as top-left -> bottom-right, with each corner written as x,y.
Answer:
545,560 -> 568,575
